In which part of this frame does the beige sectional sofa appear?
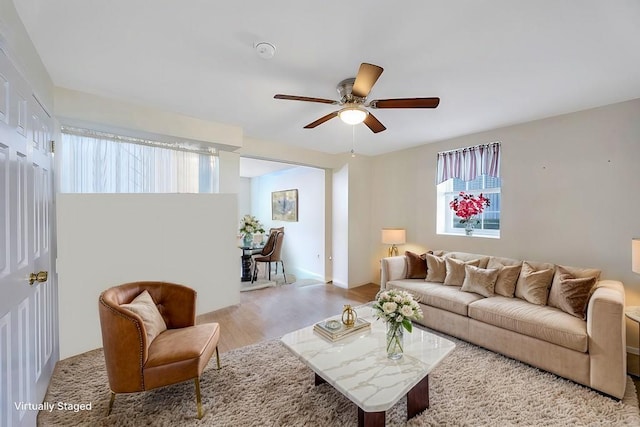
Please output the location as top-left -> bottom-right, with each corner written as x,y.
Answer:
380,251 -> 627,399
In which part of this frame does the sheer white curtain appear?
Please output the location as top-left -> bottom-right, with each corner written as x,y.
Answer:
436,142 -> 501,184
59,131 -> 218,193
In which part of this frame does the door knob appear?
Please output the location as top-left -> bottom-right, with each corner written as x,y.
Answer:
29,271 -> 48,286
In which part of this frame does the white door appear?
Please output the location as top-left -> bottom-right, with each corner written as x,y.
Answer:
0,49 -> 57,427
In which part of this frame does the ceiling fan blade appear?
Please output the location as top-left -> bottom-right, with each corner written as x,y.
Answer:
369,97 -> 440,109
363,112 -> 386,133
351,63 -> 384,98
274,94 -> 338,105
304,111 -> 339,129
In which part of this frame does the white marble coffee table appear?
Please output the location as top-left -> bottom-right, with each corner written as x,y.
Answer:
280,306 -> 455,426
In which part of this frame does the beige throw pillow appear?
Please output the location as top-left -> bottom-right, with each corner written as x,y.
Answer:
461,265 -> 499,297
515,262 -> 555,305
405,251 -> 428,279
487,257 -> 522,297
548,265 -> 601,311
444,257 -> 480,286
121,290 -> 167,348
548,266 -> 598,319
425,253 -> 447,282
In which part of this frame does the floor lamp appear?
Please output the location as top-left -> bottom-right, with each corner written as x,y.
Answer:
382,228 -> 406,257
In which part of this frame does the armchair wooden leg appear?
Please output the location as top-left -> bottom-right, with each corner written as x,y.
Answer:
215,346 -> 221,370
195,378 -> 203,419
106,391 -> 116,416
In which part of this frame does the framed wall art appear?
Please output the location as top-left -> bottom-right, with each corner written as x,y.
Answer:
272,189 -> 298,222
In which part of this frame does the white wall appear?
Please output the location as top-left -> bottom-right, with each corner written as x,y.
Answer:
251,166 -> 326,281
0,0 -> 53,109
54,87 -> 243,151
56,193 -> 238,358
332,164 -> 349,287
369,98 -> 640,345
238,177 -> 252,227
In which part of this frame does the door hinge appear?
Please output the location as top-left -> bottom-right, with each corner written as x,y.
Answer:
50,140 -> 55,153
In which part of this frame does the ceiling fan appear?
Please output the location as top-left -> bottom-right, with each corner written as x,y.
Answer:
274,63 -> 440,134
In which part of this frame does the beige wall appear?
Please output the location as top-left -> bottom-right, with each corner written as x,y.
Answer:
370,98 -> 640,350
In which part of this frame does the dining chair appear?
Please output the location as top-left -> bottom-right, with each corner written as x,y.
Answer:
251,230 -> 286,283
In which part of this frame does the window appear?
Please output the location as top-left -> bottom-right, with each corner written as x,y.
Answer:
437,175 -> 501,237
436,142 -> 501,238
59,128 -> 218,193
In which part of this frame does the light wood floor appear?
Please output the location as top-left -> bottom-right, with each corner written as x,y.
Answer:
197,282 -> 380,354
199,281 -> 640,406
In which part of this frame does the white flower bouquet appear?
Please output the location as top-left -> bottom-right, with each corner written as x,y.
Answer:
239,214 -> 265,236
373,289 -> 423,357
373,289 -> 423,333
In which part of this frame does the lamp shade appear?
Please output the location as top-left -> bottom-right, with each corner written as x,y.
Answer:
633,238 -> 640,274
381,228 -> 406,245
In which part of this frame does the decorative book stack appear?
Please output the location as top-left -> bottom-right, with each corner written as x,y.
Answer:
313,318 -> 371,342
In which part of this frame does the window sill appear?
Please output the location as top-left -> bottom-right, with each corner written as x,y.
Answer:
438,232 -> 500,239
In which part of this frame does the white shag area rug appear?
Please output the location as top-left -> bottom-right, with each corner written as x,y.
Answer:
39,333 -> 640,426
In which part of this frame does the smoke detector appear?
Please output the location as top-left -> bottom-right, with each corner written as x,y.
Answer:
255,42 -> 276,59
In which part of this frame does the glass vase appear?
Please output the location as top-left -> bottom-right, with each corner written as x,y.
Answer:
386,322 -> 404,360
243,234 -> 253,247
464,221 -> 475,236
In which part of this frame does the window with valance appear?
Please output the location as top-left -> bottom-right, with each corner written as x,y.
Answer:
436,142 -> 501,237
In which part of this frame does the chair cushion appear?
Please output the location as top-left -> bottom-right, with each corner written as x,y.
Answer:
120,290 -> 167,349
144,322 -> 220,390
468,296 -> 588,352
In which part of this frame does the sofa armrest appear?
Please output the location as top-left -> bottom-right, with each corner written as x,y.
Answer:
380,256 -> 408,291
586,279 -> 627,399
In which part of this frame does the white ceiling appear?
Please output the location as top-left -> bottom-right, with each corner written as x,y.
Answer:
12,1 -> 640,156
239,157 -> 296,178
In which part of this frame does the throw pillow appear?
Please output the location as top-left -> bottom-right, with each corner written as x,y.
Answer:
425,253 -> 447,282
121,290 -> 167,348
487,258 -> 522,297
444,257 -> 481,286
461,265 -> 500,297
405,251 -> 427,279
548,265 -> 601,311
514,261 -> 555,305
548,266 -> 598,319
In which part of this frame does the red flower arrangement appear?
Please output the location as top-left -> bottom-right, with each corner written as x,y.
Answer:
449,192 -> 490,224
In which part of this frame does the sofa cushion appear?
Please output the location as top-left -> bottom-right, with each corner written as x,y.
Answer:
425,253 -> 447,282
468,296 -> 588,352
487,256 -> 522,298
405,251 -> 428,279
445,251 -> 490,268
515,261 -> 555,305
444,257 -> 481,286
386,280 -> 483,316
548,266 -> 599,319
461,265 -> 499,297
121,290 -> 167,349
548,265 -> 601,315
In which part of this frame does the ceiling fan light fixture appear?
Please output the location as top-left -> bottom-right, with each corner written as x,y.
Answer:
338,106 -> 368,125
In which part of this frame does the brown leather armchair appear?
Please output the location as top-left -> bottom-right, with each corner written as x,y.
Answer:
98,281 -> 220,419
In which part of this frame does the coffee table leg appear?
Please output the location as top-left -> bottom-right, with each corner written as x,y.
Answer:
407,375 -> 429,419
358,407 -> 385,427
314,373 -> 326,386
